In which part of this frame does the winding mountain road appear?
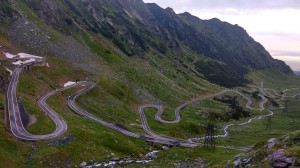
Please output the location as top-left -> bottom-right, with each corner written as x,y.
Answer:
66,81 -> 279,147
143,89 -> 265,126
7,60 -> 67,140
7,59 -> 298,148
265,87 -> 300,99
138,87 -> 270,143
67,81 -> 198,147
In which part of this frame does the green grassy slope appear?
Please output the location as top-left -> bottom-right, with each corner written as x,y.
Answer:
0,57 -> 152,167
248,70 -> 300,89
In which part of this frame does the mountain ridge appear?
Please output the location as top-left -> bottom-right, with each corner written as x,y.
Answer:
0,0 -> 293,87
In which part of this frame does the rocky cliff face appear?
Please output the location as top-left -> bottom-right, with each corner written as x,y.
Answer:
0,0 -> 293,87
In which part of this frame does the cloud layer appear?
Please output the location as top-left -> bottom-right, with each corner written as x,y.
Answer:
143,0 -> 300,10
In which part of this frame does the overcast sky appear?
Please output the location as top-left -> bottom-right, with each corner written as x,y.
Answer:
143,0 -> 300,71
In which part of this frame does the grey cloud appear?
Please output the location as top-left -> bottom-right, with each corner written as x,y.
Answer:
143,0 -> 300,10
252,32 -> 300,37
270,50 -> 300,56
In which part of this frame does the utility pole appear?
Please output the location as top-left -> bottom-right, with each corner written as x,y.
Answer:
260,81 -> 264,95
279,88 -> 283,95
266,116 -> 272,130
283,100 -> 288,112
204,123 -> 215,149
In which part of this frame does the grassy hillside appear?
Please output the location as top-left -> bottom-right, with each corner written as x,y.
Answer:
0,57 -> 152,167
248,69 -> 300,89
1,56 -> 299,167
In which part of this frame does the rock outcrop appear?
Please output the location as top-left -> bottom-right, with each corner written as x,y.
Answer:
267,149 -> 295,168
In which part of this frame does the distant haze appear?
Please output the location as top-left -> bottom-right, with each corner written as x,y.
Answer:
143,0 -> 300,71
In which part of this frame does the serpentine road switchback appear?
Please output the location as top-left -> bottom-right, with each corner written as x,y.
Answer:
7,60 -> 300,148
7,60 -> 67,140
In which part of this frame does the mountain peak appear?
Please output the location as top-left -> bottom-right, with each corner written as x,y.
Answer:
165,7 -> 176,13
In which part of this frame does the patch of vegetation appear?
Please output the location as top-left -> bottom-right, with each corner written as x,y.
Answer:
18,72 -> 56,134
194,59 -> 249,87
98,77 -> 135,103
132,147 -> 241,168
265,96 -> 279,107
248,70 -> 300,89
76,83 -> 141,131
250,91 -> 261,101
0,101 -> 31,167
112,36 -> 135,56
289,146 -> 300,158
82,33 -> 122,63
0,1 -> 15,20
213,96 -> 251,120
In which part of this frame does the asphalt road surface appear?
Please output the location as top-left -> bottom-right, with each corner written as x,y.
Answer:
7,60 -> 67,140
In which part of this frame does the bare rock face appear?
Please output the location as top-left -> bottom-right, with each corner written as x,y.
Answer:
80,161 -> 87,167
0,1 -> 19,23
233,157 -> 252,168
267,149 -> 295,168
266,138 -> 277,149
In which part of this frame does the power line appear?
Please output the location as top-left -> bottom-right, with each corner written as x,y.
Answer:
204,123 -> 215,149
283,100 -> 288,112
266,116 -> 272,130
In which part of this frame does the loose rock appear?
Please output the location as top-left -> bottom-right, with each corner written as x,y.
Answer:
266,138 -> 277,149
268,149 -> 295,168
46,135 -> 74,146
233,159 -> 241,168
80,161 -> 87,167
